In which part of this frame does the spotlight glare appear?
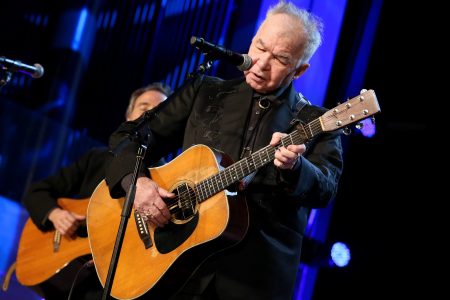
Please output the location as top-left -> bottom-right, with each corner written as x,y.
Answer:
330,242 -> 351,267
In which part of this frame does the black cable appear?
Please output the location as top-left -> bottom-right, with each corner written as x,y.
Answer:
67,259 -> 94,300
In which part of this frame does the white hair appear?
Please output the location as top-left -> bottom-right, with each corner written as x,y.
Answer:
267,0 -> 324,64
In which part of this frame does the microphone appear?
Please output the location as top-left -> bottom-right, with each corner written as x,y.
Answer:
0,56 -> 44,78
190,36 -> 252,71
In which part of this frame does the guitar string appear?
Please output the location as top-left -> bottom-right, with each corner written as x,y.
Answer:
167,126 -> 310,215
165,110 -> 366,216
162,124 -> 321,217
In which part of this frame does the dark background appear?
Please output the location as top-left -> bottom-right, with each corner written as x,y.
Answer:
0,0 -> 426,299
315,1 -> 426,298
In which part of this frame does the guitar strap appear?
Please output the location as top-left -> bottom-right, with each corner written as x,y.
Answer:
289,92 -> 324,128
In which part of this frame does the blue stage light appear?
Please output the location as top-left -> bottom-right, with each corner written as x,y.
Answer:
330,242 -> 351,267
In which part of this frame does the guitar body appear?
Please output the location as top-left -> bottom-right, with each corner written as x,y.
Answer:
87,90 -> 381,299
15,198 -> 91,286
87,144 -> 249,299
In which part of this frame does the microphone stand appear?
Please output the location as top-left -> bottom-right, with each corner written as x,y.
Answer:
101,110 -> 157,300
102,52 -> 212,298
188,53 -> 216,78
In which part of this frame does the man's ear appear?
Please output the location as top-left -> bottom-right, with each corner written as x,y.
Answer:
293,63 -> 310,79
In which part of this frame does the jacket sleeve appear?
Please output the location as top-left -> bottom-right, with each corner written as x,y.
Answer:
278,130 -> 343,208
105,76 -> 204,198
22,149 -> 100,231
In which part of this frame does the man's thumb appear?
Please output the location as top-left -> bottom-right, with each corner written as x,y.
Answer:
158,187 -> 175,198
72,213 -> 86,220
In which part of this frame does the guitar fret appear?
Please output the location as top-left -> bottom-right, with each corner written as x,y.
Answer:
232,164 -> 239,182
194,115 -> 328,204
193,186 -> 199,203
223,170 -> 229,188
218,172 -> 225,190
239,161 -> 245,178
231,166 -> 236,182
307,123 -> 313,138
244,157 -> 251,173
259,150 -> 266,167
309,122 -> 315,137
232,165 -> 239,182
227,170 -> 232,187
236,165 -> 241,180
264,149 -> 270,163
254,152 -> 261,168
202,183 -> 208,200
237,162 -> 243,179
222,170 -> 228,188
311,120 -> 321,137
201,182 -> 207,201
214,175 -> 220,193
206,179 -> 213,197
246,159 -> 252,173
291,131 -> 298,145
196,183 -> 203,202
214,174 -> 220,191
202,183 -> 207,201
221,170 -> 228,189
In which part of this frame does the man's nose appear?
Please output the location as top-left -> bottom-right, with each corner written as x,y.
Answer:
256,52 -> 271,70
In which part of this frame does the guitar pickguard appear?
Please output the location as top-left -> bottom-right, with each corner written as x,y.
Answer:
154,214 -> 199,254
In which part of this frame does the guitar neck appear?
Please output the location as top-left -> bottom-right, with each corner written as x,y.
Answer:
195,118 -> 323,202
193,89 -> 381,202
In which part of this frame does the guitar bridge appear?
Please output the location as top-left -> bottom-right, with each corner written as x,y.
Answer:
134,211 -> 153,249
53,231 -> 61,252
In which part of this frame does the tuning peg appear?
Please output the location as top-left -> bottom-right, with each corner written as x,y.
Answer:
355,122 -> 364,130
360,89 -> 367,94
343,127 -> 352,135
371,116 -> 376,124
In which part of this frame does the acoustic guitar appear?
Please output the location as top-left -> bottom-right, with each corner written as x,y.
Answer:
15,198 -> 91,287
87,89 -> 380,299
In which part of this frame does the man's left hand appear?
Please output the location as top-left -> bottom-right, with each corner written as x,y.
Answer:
270,132 -> 306,170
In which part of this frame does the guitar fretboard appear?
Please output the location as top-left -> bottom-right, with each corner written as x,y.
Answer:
195,118 -> 323,201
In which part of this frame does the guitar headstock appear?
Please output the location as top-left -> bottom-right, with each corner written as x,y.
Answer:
320,89 -> 380,132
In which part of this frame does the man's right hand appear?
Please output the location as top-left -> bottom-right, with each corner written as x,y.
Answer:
48,208 -> 85,238
134,177 -> 174,227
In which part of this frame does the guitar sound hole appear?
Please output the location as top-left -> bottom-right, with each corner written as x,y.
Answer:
76,224 -> 87,238
169,182 -> 198,223
76,222 -> 88,238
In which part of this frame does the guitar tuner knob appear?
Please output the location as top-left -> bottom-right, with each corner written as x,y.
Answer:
355,122 -> 364,129
371,116 -> 376,124
336,120 -> 342,126
343,127 -> 351,135
346,103 -> 352,108
363,109 -> 369,115
360,89 -> 367,94
359,96 -> 365,101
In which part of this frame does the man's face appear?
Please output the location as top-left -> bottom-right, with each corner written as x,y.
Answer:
244,14 -> 309,94
127,90 -> 167,121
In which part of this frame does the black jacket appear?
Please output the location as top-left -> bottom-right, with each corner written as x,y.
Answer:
106,76 -> 343,299
23,147 -> 109,230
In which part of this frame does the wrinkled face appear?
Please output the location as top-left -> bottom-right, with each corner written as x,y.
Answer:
127,90 -> 167,121
244,14 -> 309,94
